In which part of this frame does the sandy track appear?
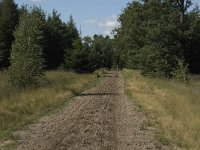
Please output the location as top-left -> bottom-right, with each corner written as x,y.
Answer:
16,71 -> 161,150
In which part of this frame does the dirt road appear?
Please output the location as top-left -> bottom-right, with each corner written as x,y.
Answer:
16,71 -> 162,150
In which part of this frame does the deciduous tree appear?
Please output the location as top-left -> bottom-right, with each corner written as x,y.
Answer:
9,8 -> 44,89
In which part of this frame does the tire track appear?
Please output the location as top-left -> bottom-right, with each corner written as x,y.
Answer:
16,71 -> 167,150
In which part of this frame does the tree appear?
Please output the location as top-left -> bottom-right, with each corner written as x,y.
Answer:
114,1 -> 146,69
114,0 -> 187,77
114,0 -> 200,79
0,0 -> 18,69
183,6 -> 200,73
65,15 -> 79,49
63,15 -> 80,70
89,35 -> 113,70
82,36 -> 95,72
175,0 -> 192,23
44,10 -> 67,69
70,38 -> 87,72
9,8 -> 44,89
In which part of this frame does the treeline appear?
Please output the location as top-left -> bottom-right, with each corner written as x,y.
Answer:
114,0 -> 200,81
1,0 -> 200,88
0,0 -> 113,89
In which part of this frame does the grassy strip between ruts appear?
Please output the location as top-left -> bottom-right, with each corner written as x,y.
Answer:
0,69 -> 107,148
123,69 -> 200,150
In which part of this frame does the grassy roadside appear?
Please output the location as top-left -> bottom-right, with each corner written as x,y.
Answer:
0,69 -> 106,148
123,69 -> 200,150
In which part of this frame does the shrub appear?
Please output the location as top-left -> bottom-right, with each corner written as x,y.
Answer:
172,59 -> 190,84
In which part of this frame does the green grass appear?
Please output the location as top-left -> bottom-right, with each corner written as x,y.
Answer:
0,69 -> 106,147
123,69 -> 200,150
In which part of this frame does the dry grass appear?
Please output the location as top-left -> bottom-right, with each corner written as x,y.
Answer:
123,69 -> 200,150
0,69 -> 106,142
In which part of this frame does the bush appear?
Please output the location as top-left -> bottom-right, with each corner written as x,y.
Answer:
172,59 -> 190,84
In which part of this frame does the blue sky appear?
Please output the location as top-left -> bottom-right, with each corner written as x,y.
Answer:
15,0 -> 200,37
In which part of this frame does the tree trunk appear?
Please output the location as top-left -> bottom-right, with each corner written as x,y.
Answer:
177,0 -> 185,24
180,9 -> 184,23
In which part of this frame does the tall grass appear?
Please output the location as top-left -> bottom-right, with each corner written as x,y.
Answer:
0,69 -> 105,141
123,69 -> 200,150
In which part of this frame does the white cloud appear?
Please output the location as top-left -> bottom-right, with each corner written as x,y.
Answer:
103,29 -> 111,35
99,20 -> 118,28
98,15 -> 120,36
84,19 -> 97,24
84,14 -> 120,36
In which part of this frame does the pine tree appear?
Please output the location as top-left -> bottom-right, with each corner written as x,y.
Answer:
70,38 -> 83,71
9,9 -> 44,89
0,0 -> 18,69
44,10 -> 67,69
65,15 -> 79,49
63,15 -> 79,70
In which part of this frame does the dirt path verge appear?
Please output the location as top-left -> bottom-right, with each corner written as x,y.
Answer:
14,71 -> 164,150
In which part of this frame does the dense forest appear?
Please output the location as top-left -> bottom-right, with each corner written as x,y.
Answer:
0,0 -> 113,89
0,0 -> 200,89
114,0 -> 200,80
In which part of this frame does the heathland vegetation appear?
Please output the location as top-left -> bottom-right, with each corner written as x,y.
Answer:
116,1 -> 200,149
0,0 -> 110,142
123,69 -> 200,149
0,69 -> 106,142
0,0 -> 200,149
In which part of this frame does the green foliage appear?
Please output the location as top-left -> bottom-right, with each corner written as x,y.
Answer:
183,7 -> 200,73
114,0 -> 200,78
62,15 -> 80,70
0,0 -> 18,69
43,10 -> 67,69
90,35 -> 113,70
172,59 -> 190,83
67,38 -> 84,71
8,8 -> 44,89
43,14 -> 79,69
63,34 -> 114,72
65,15 -> 79,50
139,44 -> 175,77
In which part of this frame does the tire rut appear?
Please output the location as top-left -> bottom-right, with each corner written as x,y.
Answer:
15,71 -> 166,150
